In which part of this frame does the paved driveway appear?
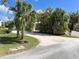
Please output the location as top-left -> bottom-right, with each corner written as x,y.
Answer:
0,32 -> 79,59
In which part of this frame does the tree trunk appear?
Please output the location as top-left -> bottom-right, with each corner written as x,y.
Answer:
21,26 -> 24,39
17,29 -> 20,38
21,18 -> 25,40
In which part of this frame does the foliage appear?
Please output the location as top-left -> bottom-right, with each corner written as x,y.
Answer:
74,23 -> 79,31
69,12 -> 79,32
10,0 -> 32,39
51,8 -> 69,35
0,28 -> 10,34
1,0 -> 79,35
36,7 -> 53,33
25,10 -> 36,31
37,8 -> 69,35
5,21 -> 15,30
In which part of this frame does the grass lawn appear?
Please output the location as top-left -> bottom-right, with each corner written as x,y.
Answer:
0,33 -> 39,56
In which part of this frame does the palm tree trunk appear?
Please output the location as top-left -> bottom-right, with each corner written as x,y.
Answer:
17,29 -> 20,38
21,26 -> 24,39
21,18 -> 25,40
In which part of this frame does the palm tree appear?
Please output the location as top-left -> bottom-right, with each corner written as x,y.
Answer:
10,0 -> 32,40
1,0 -> 34,40
10,0 -> 21,38
1,0 -> 20,38
20,2 -> 32,39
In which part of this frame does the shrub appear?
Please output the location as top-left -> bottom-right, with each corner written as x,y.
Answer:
25,10 -> 36,32
0,28 -> 10,34
74,23 -> 79,31
36,8 -> 69,35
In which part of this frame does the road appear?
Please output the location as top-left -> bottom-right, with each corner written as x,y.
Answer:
0,31 -> 79,59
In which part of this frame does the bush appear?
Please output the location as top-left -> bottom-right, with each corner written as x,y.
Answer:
36,8 -> 69,35
5,21 -> 14,30
25,10 -> 36,32
74,23 -> 79,31
36,19 -> 52,34
53,24 -> 66,35
36,8 -> 53,34
0,28 -> 10,34
25,21 -> 34,32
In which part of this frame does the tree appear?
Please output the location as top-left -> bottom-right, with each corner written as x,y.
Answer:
37,8 -> 69,35
20,2 -> 32,39
69,12 -> 79,32
10,0 -> 32,39
36,7 -> 53,33
11,0 -> 21,38
1,0 -> 32,40
25,10 -> 37,31
1,0 -> 20,37
5,21 -> 15,31
51,8 -> 69,35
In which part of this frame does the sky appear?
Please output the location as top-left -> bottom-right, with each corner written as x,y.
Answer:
7,0 -> 79,12
0,5 -> 14,22
27,0 -> 79,12
0,0 -> 79,22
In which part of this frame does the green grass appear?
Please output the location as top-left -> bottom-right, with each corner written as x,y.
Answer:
0,33 -> 39,56
0,28 -> 8,34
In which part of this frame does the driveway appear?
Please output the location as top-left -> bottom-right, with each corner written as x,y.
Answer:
0,31 -> 79,59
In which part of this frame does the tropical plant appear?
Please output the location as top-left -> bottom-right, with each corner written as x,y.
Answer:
2,0 -> 32,40
20,2 -> 32,39
69,12 -> 79,32
36,7 -> 53,33
37,8 -> 69,35
25,10 -> 36,31
51,8 -> 69,35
